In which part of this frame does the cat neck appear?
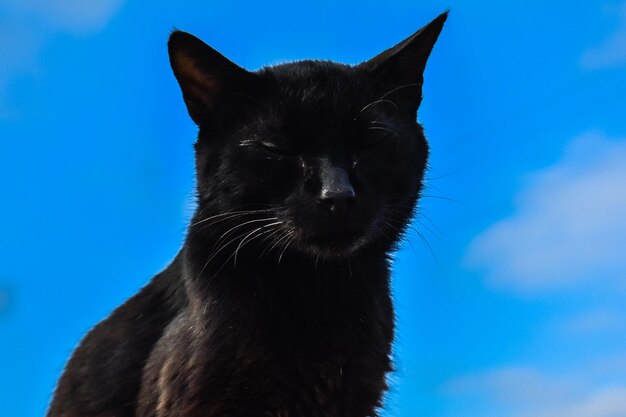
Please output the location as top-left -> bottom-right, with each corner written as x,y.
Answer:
180,233 -> 393,352
181,227 -> 391,309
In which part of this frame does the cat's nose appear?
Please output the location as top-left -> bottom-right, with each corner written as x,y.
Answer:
319,186 -> 356,214
317,160 -> 356,214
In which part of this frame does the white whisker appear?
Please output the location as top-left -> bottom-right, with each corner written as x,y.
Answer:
359,99 -> 398,114
233,221 -> 283,267
379,82 -> 421,100
210,217 -> 279,252
278,232 -> 296,267
189,209 -> 274,228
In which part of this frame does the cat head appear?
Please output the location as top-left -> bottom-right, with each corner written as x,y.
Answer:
169,13 -> 446,260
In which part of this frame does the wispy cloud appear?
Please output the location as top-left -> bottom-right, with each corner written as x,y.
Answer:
465,130 -> 626,295
516,387 -> 626,417
445,363 -> 626,417
0,0 -> 124,118
581,2 -> 626,70
3,0 -> 125,34
558,309 -> 626,336
444,366 -> 581,407
0,21 -> 43,119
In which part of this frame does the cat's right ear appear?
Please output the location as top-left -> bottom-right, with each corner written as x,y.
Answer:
358,12 -> 447,113
168,31 -> 254,125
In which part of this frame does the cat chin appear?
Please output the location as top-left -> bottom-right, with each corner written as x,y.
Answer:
290,228 -> 374,260
296,241 -> 366,260
287,213 -> 395,260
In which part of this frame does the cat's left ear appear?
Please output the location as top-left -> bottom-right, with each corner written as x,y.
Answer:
359,11 -> 448,110
168,30 -> 256,125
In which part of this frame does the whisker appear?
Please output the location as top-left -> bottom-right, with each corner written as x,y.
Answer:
379,83 -> 421,100
416,213 -> 444,236
359,99 -> 398,114
256,228 -> 287,264
277,232 -> 296,267
189,209 -> 275,229
420,194 -> 464,205
233,221 -> 283,267
209,217 -> 279,253
407,224 -> 440,267
383,205 -> 440,236
270,230 -> 293,256
196,218 -> 279,278
377,216 -> 424,261
212,227 -> 278,276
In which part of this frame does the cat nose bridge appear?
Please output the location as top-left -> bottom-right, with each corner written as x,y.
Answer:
317,157 -> 356,213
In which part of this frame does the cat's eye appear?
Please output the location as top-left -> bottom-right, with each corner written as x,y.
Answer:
258,141 -> 285,152
240,138 -> 290,156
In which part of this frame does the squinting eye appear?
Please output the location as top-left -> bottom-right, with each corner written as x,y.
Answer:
240,138 -> 290,155
258,141 -> 283,151
257,141 -> 292,156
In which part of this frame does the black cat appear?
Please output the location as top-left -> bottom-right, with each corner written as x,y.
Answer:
47,12 -> 447,417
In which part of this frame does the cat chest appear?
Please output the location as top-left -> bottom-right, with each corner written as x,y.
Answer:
160,351 -> 390,417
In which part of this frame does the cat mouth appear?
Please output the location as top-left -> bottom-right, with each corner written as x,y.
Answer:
307,229 -> 361,244
298,227 -> 369,255
282,211 -> 379,256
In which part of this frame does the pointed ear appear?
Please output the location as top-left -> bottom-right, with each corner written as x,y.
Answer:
358,11 -> 448,109
168,30 -> 254,125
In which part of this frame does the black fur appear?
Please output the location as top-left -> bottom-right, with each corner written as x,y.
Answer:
48,12 -> 447,417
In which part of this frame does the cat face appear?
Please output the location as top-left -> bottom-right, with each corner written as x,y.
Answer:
170,13 -> 446,259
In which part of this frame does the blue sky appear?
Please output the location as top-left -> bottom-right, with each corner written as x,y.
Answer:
1,1 -> 626,416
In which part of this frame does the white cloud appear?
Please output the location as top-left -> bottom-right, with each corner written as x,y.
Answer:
465,131 -> 626,294
590,352 -> 626,376
559,309 -> 626,336
4,0 -> 125,34
445,365 -> 626,417
515,387 -> 626,417
0,0 -> 124,118
444,366 -> 581,407
581,2 -> 626,70
0,22 -> 43,119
